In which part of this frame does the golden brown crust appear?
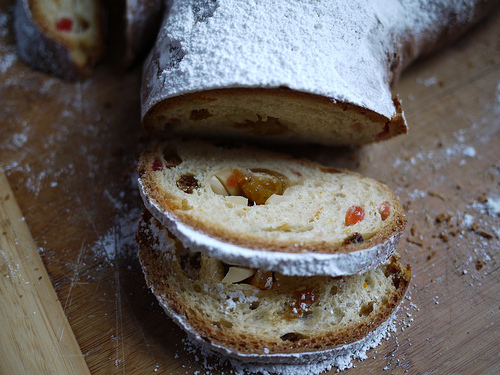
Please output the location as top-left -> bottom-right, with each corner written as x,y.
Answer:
137,211 -> 412,357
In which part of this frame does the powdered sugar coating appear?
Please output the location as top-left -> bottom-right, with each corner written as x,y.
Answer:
139,215 -> 404,369
142,0 -> 483,120
139,179 -> 402,277
182,310 -> 399,370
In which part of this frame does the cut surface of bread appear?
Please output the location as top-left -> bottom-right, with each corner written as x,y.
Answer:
14,0 -> 105,79
137,211 -> 411,363
142,88 -> 406,146
138,138 -> 406,276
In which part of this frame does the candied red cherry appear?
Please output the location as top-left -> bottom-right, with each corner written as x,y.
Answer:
226,174 -> 238,188
345,205 -> 365,226
152,160 -> 163,171
56,18 -> 73,32
378,201 -> 391,221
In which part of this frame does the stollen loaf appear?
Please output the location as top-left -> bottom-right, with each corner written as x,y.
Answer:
141,0 -> 498,145
14,0 -> 105,80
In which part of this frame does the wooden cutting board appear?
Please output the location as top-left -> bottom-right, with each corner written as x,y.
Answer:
1,2 -> 499,374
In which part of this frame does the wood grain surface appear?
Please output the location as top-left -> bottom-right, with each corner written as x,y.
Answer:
1,2 -> 499,374
0,171 -> 90,375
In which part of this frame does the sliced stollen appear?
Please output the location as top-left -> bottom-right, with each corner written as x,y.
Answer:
138,138 -> 407,277
122,0 -> 165,67
14,0 -> 105,80
137,211 -> 412,364
141,0 -> 497,145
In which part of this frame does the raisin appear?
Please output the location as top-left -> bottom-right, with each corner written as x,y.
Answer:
162,152 -> 182,168
189,109 -> 212,120
233,169 -> 287,205
288,287 -> 317,318
177,174 -> 199,194
250,270 -> 274,290
344,232 -> 364,245
280,332 -> 305,342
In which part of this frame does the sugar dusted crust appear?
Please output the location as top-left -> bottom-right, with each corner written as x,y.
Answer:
141,0 -> 498,145
137,138 -> 407,276
137,211 -> 411,363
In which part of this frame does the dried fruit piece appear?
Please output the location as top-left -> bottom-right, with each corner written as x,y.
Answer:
226,174 -> 238,188
162,153 -> 182,168
250,269 -> 274,290
177,174 -> 199,194
166,118 -> 179,124
280,332 -> 305,342
379,201 -> 391,221
345,206 -> 365,226
56,18 -> 73,32
250,168 -> 289,188
288,287 -> 318,318
190,109 -> 212,120
213,168 -> 243,196
344,232 -> 364,245
320,166 -> 342,174
376,123 -> 390,139
233,168 -> 288,205
152,159 -> 163,171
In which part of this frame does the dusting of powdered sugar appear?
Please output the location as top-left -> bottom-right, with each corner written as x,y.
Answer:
142,214 -> 415,374
142,0 -> 481,120
471,196 -> 500,217
175,309 -> 406,374
0,7 -> 17,75
139,178 -> 403,277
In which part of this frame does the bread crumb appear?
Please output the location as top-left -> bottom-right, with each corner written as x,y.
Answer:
436,213 -> 452,223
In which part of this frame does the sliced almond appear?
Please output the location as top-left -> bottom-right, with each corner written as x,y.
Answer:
265,194 -> 290,205
214,168 -> 243,196
224,195 -> 248,207
222,266 -> 256,284
209,175 -> 229,196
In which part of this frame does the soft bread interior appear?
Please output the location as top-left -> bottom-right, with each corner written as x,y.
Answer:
137,211 -> 411,359
30,0 -> 102,66
138,138 -> 406,255
143,89 -> 406,145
